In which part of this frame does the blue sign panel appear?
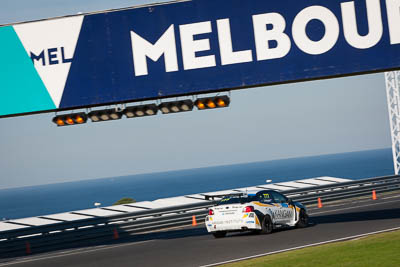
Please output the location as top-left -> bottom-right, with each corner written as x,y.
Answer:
1,0 -> 400,117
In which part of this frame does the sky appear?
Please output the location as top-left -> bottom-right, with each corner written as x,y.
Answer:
0,0 -> 393,189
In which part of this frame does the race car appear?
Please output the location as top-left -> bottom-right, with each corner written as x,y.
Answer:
205,190 -> 308,238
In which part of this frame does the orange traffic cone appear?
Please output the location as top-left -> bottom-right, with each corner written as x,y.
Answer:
192,215 -> 197,226
372,190 -> 377,200
317,197 -> 323,208
25,241 -> 31,254
113,228 -> 119,240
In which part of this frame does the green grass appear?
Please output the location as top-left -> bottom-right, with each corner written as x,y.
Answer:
221,230 -> 400,267
113,197 -> 136,205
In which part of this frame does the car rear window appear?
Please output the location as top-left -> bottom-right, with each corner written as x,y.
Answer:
217,195 -> 255,205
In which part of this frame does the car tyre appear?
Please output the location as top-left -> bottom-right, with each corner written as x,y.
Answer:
212,231 -> 227,238
296,209 -> 309,228
261,215 -> 273,234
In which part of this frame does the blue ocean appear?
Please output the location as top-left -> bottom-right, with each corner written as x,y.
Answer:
0,148 -> 394,220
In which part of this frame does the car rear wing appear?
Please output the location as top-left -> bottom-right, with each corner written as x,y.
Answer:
202,192 -> 249,201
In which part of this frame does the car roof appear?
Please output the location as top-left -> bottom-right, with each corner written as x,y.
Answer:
237,189 -> 280,196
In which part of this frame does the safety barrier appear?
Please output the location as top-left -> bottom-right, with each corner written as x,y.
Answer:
285,175 -> 400,204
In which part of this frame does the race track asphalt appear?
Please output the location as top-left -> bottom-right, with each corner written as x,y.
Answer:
1,195 -> 400,267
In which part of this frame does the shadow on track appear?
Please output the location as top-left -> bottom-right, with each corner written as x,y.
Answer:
310,208 -> 400,225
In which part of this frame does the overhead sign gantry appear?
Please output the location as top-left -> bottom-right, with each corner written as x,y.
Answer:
0,0 -> 399,119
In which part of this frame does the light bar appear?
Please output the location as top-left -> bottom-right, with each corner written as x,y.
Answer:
52,95 -> 230,126
88,109 -> 122,122
158,100 -> 194,114
52,113 -> 87,127
195,95 -> 230,110
123,104 -> 158,118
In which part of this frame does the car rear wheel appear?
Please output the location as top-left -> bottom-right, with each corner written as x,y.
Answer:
212,231 -> 227,238
296,209 -> 309,228
261,215 -> 273,234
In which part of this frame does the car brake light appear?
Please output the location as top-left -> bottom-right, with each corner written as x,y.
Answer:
242,206 -> 254,213
208,209 -> 214,215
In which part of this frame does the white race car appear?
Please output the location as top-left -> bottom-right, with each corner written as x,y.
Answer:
205,190 -> 308,238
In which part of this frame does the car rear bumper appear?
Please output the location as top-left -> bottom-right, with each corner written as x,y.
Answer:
205,212 -> 262,232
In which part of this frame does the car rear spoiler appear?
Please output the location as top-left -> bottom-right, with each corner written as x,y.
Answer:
202,192 -> 248,200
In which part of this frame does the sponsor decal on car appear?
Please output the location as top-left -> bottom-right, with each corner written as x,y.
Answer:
272,209 -> 293,219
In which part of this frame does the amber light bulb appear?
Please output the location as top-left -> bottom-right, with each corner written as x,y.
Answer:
206,100 -> 216,108
197,101 -> 205,109
66,117 -> 74,125
75,116 -> 84,124
56,119 -> 65,126
216,98 -> 226,107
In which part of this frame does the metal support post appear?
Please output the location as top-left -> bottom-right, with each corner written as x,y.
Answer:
385,71 -> 400,175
